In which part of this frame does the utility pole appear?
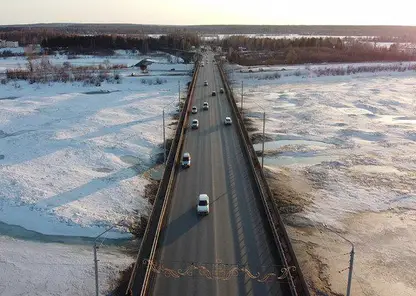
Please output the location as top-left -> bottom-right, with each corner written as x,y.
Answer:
161,98 -> 178,166
94,242 -> 99,296
323,225 -> 355,296
163,109 -> 166,164
241,81 -> 243,115
262,111 -> 266,169
346,246 -> 355,296
178,81 -> 181,108
93,222 -> 126,296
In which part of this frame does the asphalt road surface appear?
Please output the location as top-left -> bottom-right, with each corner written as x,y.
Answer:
151,51 -> 291,296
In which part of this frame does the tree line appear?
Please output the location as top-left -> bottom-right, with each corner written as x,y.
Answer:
2,27 -> 416,65
2,24 -> 416,41
39,33 -> 200,55
217,36 -> 416,65
220,36 -> 344,51
0,29 -> 200,51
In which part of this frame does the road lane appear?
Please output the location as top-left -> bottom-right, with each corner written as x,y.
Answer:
152,52 -> 291,296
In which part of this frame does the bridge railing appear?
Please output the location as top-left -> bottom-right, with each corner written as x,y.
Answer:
216,57 -> 310,296
126,60 -> 200,296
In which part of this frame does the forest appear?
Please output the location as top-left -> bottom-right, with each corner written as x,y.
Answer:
40,33 -> 200,55
2,24 -> 416,43
217,36 -> 416,65
1,24 -> 416,65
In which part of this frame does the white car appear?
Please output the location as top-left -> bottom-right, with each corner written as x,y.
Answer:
224,117 -> 232,125
191,119 -> 199,129
220,88 -> 224,94
197,194 -> 210,215
181,152 -> 191,168
192,106 -> 198,114
203,102 -> 209,110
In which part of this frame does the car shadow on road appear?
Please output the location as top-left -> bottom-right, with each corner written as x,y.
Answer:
200,124 -> 220,137
160,206 -> 199,247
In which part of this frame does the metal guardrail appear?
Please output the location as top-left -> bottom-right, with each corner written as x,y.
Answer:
126,61 -> 200,296
216,59 -> 310,296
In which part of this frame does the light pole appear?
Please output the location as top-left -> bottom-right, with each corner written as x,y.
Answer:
162,98 -> 179,165
178,81 -> 181,108
162,108 -> 166,165
94,220 -> 127,296
241,81 -> 244,116
261,111 -> 266,169
322,224 -> 355,296
252,101 -> 266,169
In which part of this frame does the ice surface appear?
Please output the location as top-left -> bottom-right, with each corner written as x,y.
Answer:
0,52 -> 191,295
0,74 -> 189,236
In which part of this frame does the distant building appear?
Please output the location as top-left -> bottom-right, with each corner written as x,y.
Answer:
6,41 -> 19,48
0,40 -> 19,48
403,47 -> 416,55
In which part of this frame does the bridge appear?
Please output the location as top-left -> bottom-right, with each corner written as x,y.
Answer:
126,51 -> 309,296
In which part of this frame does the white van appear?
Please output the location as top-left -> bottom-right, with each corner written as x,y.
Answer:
181,152 -> 191,168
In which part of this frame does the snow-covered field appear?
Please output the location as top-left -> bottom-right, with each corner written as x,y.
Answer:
0,236 -> 132,296
0,53 -> 192,295
226,62 -> 416,296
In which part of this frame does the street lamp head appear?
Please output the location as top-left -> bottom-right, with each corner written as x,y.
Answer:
94,218 -> 131,242
320,223 -> 354,248
163,95 -> 180,109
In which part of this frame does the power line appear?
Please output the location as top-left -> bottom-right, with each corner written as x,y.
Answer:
353,270 -> 370,296
310,223 -> 350,285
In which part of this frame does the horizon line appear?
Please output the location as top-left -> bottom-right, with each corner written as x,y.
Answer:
1,22 -> 416,28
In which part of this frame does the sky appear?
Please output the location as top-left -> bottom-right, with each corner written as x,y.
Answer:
1,0 -> 415,26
